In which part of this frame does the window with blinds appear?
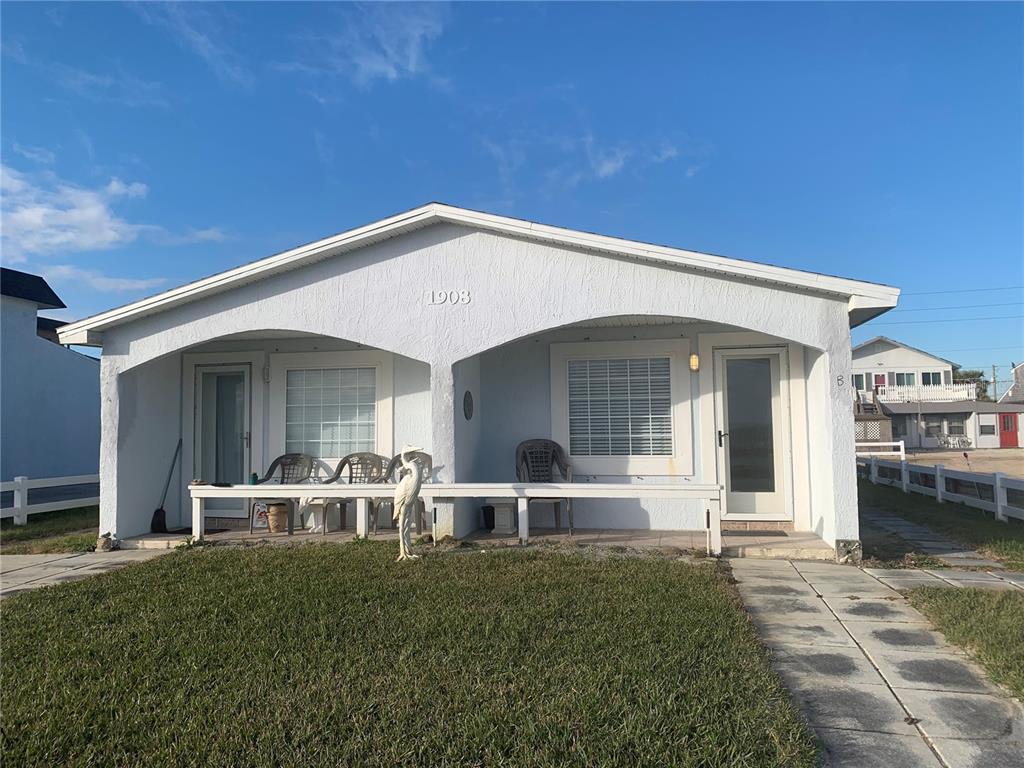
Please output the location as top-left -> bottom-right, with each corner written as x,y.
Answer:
284,367 -> 375,458
567,357 -> 672,456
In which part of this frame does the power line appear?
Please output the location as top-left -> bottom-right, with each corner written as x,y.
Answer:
869,314 -> 1024,325
892,302 -> 1022,313
902,286 -> 1024,296
930,346 -> 1024,352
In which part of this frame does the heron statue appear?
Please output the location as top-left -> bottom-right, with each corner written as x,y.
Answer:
393,444 -> 424,561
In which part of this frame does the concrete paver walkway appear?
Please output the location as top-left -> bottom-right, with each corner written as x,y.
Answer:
0,550 -> 168,598
731,558 -> 1024,768
860,508 -> 1003,568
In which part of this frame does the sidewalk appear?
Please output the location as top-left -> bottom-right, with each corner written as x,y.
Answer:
731,558 -> 1024,768
861,507 -> 1004,568
0,550 -> 169,598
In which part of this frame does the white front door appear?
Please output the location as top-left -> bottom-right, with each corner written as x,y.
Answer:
713,348 -> 791,519
194,364 -> 251,517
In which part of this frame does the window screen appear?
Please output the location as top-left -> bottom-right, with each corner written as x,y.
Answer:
284,368 -> 375,458
568,358 -> 672,456
947,416 -> 965,436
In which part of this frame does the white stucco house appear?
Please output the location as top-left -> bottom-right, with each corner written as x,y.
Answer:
58,204 -> 900,556
851,336 -> 976,402
1,268 -> 100,482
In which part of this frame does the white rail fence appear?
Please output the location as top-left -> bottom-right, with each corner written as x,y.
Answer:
856,457 -> 1024,522
0,474 -> 100,525
856,440 -> 906,461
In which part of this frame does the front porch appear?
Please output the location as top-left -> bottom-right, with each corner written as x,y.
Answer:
124,524 -> 834,559
100,315 -> 854,554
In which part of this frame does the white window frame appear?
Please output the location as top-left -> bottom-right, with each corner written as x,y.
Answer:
550,339 -> 692,475
922,371 -> 942,386
268,350 -> 393,465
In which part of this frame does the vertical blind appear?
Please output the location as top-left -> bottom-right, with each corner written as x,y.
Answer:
285,368 -> 375,458
568,357 -> 672,456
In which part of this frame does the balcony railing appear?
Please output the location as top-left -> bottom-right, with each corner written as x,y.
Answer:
868,382 -> 978,402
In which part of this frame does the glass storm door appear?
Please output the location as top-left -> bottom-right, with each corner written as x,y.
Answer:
713,349 -> 789,517
195,365 -> 250,516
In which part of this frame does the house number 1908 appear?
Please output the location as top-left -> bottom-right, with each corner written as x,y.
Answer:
427,290 -> 471,305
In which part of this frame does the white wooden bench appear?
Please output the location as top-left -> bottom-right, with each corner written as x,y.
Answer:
189,482 -> 726,554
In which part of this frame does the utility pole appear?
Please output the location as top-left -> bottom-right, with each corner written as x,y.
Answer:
992,364 -> 998,400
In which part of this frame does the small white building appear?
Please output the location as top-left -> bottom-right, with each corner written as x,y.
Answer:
882,401 -> 1023,450
58,204 -> 900,556
1,268 -> 100,482
851,336 -> 976,402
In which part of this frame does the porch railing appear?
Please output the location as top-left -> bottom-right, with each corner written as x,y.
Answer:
188,482 -> 727,555
872,382 -> 977,402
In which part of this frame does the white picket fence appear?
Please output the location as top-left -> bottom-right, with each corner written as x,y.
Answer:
856,440 -> 906,461
0,474 -> 100,525
857,457 -> 1024,522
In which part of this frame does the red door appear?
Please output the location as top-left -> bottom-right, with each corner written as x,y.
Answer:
1000,413 -> 1019,448
873,374 -> 886,390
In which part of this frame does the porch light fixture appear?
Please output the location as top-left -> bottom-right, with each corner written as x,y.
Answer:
689,352 -> 700,372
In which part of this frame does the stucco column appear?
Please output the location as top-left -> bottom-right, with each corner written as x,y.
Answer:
828,340 -> 860,560
430,362 -> 456,538
98,357 -> 121,539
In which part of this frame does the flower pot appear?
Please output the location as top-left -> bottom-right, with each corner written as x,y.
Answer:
266,504 -> 289,533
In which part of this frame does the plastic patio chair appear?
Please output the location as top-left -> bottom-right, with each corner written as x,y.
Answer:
318,452 -> 386,534
249,453 -> 314,535
515,439 -> 574,533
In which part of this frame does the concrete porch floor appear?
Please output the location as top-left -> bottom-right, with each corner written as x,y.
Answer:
124,525 -> 835,560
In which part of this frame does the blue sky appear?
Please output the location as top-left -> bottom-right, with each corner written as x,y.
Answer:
2,2 -> 1021,380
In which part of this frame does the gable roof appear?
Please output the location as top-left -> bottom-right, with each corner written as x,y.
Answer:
58,202 -> 900,346
0,267 -> 66,310
852,336 -> 957,368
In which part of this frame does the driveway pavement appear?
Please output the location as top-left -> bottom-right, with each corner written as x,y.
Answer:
731,558 -> 1024,768
0,550 -> 168,598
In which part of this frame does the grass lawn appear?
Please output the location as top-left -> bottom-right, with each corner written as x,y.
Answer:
0,506 -> 97,554
859,482 -> 1024,569
908,586 -> 1024,700
1,543 -> 816,767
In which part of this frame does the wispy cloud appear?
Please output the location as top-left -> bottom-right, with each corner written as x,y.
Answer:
38,265 -> 167,293
50,62 -> 170,107
12,143 -> 56,164
281,3 -> 451,90
584,135 -> 630,179
136,3 -> 252,87
0,164 -> 225,263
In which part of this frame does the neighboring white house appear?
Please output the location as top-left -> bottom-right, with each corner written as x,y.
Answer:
851,336 -> 976,402
58,203 -> 900,555
1,268 -> 100,482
